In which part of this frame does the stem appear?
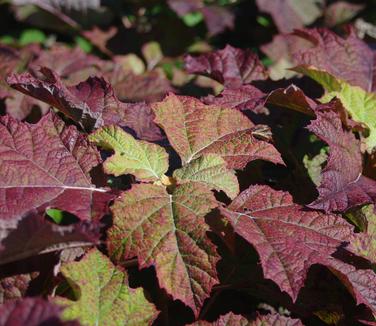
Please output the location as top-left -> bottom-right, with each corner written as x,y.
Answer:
122,258 -> 138,268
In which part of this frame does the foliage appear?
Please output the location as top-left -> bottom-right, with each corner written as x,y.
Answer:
1,1 -> 376,325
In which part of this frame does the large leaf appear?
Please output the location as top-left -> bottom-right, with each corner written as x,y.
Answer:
7,68 -> 163,141
108,183 -> 219,316
0,297 -> 79,326
152,94 -> 283,169
306,110 -> 376,212
255,0 -> 323,33
55,249 -> 158,326
220,185 -> 354,300
185,45 -> 267,88
173,154 -> 239,199
0,112 -> 110,221
0,212 -> 100,265
89,125 -> 169,182
294,65 -> 376,152
293,28 -> 375,92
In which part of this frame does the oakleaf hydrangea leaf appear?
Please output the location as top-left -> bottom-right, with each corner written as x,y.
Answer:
294,65 -> 376,152
191,312 -> 304,325
108,183 -> 219,316
220,185 -> 354,301
293,29 -> 375,92
7,68 -> 163,141
306,110 -> 376,212
89,125 -> 168,182
350,205 -> 376,264
0,212 -> 100,265
256,0 -> 323,33
152,94 -> 283,169
185,45 -> 267,88
0,297 -> 79,326
56,249 -> 158,326
173,154 -> 239,199
0,112 -> 109,221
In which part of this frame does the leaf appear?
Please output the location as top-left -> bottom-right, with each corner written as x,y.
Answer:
306,110 -> 376,212
0,112 -> 110,221
173,154 -> 239,199
200,6 -> 234,37
7,68 -> 163,141
191,312 -> 304,325
220,185 -> 354,301
255,0 -> 324,33
324,2 -> 365,27
0,212 -> 100,265
266,84 -> 317,115
325,257 -> 376,314
185,45 -> 267,88
0,297 -> 79,326
204,85 -> 266,112
293,28 -> 375,92
152,94 -> 283,169
294,65 -> 376,152
55,249 -> 158,326
89,125 -> 168,182
108,183 -> 219,316
350,205 -> 376,264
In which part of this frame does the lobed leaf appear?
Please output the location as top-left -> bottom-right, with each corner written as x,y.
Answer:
173,154 -> 239,199
185,45 -> 267,88
0,112 -> 110,221
89,125 -> 169,182
56,249 -> 158,326
152,94 -> 283,169
108,183 -> 219,316
220,185 -> 354,301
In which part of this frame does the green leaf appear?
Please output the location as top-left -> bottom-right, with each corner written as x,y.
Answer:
74,36 -> 93,53
46,209 -> 64,224
56,249 -> 158,326
173,154 -> 239,199
89,125 -> 169,182
19,29 -> 46,46
182,12 -> 204,27
294,65 -> 376,152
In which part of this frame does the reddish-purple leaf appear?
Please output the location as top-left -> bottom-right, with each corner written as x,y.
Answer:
191,312 -> 304,325
185,45 -> 267,88
324,2 -> 365,27
0,112 -> 110,221
220,185 -> 354,301
325,257 -> 376,314
30,45 -> 101,85
266,84 -> 317,115
108,183 -> 219,317
201,6 -> 234,37
167,0 -> 202,16
256,0 -> 323,33
0,212 -> 100,265
7,68 -> 163,141
204,85 -> 266,112
307,110 -> 376,212
0,297 -> 79,326
152,94 -> 283,169
293,28 -> 376,92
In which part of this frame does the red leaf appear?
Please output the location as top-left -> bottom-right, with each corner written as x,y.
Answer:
307,110 -> 376,212
0,297 -> 79,326
220,185 -> 354,301
0,112 -> 110,221
185,45 -> 267,88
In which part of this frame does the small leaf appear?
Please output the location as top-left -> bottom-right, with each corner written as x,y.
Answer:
173,154 -> 239,199
56,249 -> 158,326
89,125 -> 169,181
